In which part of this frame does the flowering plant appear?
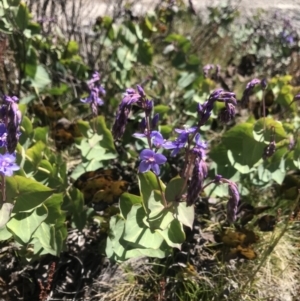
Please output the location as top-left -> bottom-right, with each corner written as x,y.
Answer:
107,84 -> 243,261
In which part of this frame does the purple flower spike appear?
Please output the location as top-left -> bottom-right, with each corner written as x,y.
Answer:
4,96 -> 19,103
139,149 -> 167,175
192,133 -> 207,159
0,123 -> 7,147
152,113 -> 159,129
227,181 -> 240,223
241,78 -> 261,105
0,153 -> 20,176
121,88 -> 141,107
137,85 -> 146,98
219,102 -> 236,124
112,104 -> 131,140
186,157 -> 208,206
81,72 -> 106,116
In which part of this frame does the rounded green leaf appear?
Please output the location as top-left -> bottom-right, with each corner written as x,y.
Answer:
165,176 -> 185,202
120,193 -> 142,219
7,205 -> 48,244
175,202 -> 194,230
26,140 -> 46,167
11,176 -> 53,212
0,203 -> 13,228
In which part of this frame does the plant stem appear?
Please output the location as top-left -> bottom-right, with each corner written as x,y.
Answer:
1,174 -> 6,204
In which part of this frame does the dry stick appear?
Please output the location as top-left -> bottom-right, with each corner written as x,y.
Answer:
232,191 -> 300,300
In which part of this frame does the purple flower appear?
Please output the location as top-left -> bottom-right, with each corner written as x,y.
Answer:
163,134 -> 188,157
192,133 -> 207,159
151,131 -> 164,147
219,102 -> 236,123
1,96 -> 22,153
112,104 -> 131,140
214,174 -> 223,183
261,78 -> 267,90
137,85 -> 146,98
133,131 -> 164,148
203,64 -> 214,77
139,149 -> 167,175
174,127 -> 197,136
198,89 -> 237,125
0,153 -> 20,176
0,123 -> 7,147
3,96 -> 19,103
81,72 -> 106,116
294,94 -> 300,101
81,87 -> 104,106
121,88 -> 142,108
186,157 -> 208,206
241,78 -> 261,105
151,113 -> 159,129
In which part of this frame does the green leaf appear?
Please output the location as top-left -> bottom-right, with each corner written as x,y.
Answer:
116,47 -> 134,70
253,118 -> 287,142
77,119 -> 90,137
21,116 -> 33,136
154,105 -> 170,114
120,247 -> 167,261
38,160 -> 53,175
0,203 -> 13,228
70,160 -> 103,181
65,40 -> 79,58
44,194 -> 65,225
11,176 -> 53,212
93,116 -> 116,153
77,132 -> 105,160
119,193 -> 142,219
178,72 -> 197,89
26,140 -> 46,167
106,215 -> 125,259
157,219 -> 185,249
138,171 -> 165,212
29,65 -> 51,90
175,202 -> 194,230
33,127 -> 49,144
293,139 -> 300,169
7,205 -> 48,244
0,226 -> 13,241
165,176 -> 185,202
222,122 -> 265,173
25,46 -> 38,78
187,54 -> 200,65
15,2 -> 29,31
68,188 -> 86,231
123,205 -> 164,249
46,84 -> 69,96
137,41 -> 153,65
160,125 -> 173,136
